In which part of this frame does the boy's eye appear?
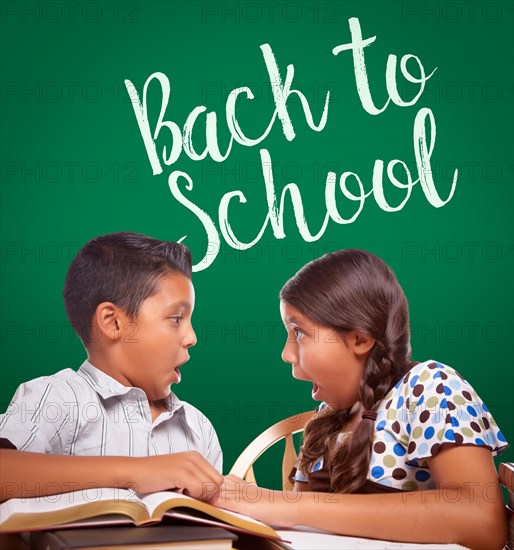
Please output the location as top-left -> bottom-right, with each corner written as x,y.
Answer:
170,316 -> 182,325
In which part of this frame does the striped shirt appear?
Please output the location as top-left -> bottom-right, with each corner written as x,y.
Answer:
0,360 -> 222,472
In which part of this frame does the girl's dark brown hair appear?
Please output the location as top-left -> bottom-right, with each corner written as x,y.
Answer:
280,249 -> 413,494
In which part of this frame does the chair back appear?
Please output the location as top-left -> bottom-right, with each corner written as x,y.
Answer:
230,410 -> 315,490
499,463 -> 513,550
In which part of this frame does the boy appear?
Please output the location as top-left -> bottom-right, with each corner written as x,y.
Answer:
0,233 -> 223,501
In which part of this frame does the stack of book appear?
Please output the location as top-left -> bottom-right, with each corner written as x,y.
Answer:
26,526 -> 237,550
0,488 -> 289,549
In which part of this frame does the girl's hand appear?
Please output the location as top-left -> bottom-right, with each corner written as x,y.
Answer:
210,474 -> 298,527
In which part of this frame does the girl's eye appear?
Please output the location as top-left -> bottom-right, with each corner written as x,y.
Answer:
293,327 -> 305,341
170,316 -> 182,325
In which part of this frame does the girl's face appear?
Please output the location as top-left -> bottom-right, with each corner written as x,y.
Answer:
280,300 -> 370,411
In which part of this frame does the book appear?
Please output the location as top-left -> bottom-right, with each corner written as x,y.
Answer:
0,488 -> 280,542
26,525 -> 237,550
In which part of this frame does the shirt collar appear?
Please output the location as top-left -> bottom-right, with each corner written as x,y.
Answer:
78,360 -> 135,398
77,360 -> 199,436
161,393 -> 200,438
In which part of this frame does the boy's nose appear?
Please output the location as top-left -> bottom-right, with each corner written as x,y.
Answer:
184,323 -> 197,348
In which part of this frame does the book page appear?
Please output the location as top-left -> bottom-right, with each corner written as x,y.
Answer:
137,491 -> 279,539
0,488 -> 138,522
139,491 -> 272,529
137,490 -> 185,516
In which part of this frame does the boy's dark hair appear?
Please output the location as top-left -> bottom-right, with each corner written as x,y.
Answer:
63,232 -> 192,345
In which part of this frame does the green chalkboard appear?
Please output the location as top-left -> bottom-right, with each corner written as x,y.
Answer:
1,0 -> 512,489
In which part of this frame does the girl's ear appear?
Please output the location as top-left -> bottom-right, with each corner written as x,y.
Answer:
348,331 -> 376,357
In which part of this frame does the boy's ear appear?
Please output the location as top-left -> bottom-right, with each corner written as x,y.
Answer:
94,302 -> 124,343
348,331 -> 376,357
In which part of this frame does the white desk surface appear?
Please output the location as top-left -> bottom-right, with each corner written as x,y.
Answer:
276,526 -> 468,550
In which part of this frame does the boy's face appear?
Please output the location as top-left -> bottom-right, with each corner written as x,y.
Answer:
117,272 -> 197,402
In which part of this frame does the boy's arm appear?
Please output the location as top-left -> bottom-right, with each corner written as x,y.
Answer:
0,449 -> 223,502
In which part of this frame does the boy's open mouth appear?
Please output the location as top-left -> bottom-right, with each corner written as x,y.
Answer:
170,365 -> 182,384
171,356 -> 190,382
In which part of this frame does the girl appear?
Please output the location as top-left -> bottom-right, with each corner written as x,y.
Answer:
214,249 -> 509,550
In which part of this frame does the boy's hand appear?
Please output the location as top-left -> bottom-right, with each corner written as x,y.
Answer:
132,451 -> 223,500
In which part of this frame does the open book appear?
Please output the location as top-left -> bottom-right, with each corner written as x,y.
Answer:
0,487 -> 281,541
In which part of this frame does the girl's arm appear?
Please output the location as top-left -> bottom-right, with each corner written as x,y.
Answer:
216,445 -> 507,550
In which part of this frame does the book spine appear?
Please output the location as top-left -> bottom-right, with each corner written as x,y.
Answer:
28,531 -> 63,550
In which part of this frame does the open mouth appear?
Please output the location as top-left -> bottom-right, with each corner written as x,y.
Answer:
170,366 -> 181,383
312,382 -> 321,399
171,356 -> 190,383
292,366 -> 322,399
175,356 -> 190,370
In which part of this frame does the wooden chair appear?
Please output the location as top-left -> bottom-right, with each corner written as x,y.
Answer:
500,463 -> 514,550
229,410 -> 315,490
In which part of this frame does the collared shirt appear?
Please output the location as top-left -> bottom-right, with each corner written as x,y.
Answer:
0,360 -> 222,472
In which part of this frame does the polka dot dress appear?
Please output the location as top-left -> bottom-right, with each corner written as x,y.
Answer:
294,360 -> 509,491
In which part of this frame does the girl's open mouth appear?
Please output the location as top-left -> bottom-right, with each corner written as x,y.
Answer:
312,382 -> 320,399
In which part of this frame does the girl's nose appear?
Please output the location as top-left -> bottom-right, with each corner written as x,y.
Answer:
281,340 -> 296,364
